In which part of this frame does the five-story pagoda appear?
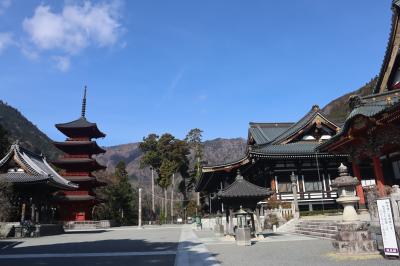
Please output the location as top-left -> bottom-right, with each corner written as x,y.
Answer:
53,88 -> 106,221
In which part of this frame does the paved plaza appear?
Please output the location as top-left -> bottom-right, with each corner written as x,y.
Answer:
0,225 -> 398,266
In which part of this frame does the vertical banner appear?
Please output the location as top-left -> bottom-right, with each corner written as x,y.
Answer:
377,198 -> 399,257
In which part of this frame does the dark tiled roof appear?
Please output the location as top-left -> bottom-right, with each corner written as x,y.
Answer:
218,178 -> 272,198
55,117 -> 106,138
252,142 -> 320,155
53,141 -> 106,154
0,172 -> 49,183
52,158 -> 106,171
319,92 -> 400,150
0,144 -> 78,190
271,106 -> 325,144
249,123 -> 293,145
56,117 -> 98,129
62,176 -> 97,182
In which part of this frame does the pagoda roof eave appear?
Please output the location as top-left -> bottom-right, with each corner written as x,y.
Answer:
55,117 -> 106,138
53,141 -> 106,154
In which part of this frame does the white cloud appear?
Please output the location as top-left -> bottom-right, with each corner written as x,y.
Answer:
0,0 -> 11,15
22,1 -> 123,70
52,56 -> 70,72
0,32 -> 13,54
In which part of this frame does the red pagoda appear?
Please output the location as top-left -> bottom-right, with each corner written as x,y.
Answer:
53,88 -> 106,221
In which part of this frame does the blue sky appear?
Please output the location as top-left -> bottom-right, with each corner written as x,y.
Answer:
0,0 -> 393,146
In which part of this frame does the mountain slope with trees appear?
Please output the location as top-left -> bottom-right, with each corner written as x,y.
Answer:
0,101 -> 60,159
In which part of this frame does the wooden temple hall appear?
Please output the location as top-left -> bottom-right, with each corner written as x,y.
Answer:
196,105 -> 349,213
197,0 -> 400,217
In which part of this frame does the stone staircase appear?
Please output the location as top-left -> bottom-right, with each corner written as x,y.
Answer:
292,220 -> 339,240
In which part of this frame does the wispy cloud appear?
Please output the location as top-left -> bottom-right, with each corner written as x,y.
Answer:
20,0 -> 124,71
52,56 -> 70,72
166,68 -> 185,96
0,0 -> 11,16
0,32 -> 13,54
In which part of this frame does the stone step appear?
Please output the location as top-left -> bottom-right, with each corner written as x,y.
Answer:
294,227 -> 338,234
298,220 -> 338,225
294,229 -> 337,240
295,224 -> 338,230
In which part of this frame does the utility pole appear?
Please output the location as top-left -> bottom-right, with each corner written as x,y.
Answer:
171,173 -> 175,223
151,167 -> 155,214
197,157 -> 200,206
138,188 -> 142,227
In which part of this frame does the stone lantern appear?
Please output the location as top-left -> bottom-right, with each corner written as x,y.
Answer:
331,163 -> 360,222
331,163 -> 376,254
235,206 -> 251,246
214,211 -> 224,237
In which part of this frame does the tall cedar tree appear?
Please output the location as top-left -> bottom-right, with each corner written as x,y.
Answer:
140,133 -> 190,213
185,128 -> 204,188
106,162 -> 137,225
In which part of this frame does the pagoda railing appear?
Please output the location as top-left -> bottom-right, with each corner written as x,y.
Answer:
62,155 -> 91,159
66,138 -> 91,141
64,191 -> 90,196
63,172 -> 91,176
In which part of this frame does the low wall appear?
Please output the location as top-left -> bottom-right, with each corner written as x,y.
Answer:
0,222 -> 19,238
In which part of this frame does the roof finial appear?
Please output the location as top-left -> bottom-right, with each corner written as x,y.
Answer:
81,86 -> 87,118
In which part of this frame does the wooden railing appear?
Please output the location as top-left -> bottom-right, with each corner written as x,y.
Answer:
276,191 -> 337,201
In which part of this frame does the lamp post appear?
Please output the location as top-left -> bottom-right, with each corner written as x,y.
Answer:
290,172 -> 300,218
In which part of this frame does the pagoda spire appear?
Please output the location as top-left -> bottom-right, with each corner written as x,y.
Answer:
81,86 -> 87,118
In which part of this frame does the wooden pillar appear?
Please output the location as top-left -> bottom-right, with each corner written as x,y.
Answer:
352,163 -> 366,207
372,157 -> 386,197
270,177 -> 276,193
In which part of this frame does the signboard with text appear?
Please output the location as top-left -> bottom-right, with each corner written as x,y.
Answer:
377,198 -> 399,257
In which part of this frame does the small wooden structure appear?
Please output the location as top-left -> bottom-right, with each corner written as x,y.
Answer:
218,170 -> 272,235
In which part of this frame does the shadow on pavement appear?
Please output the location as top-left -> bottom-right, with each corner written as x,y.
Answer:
0,238 -> 221,266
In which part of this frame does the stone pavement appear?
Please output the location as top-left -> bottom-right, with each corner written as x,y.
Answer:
0,225 -> 398,266
194,229 -> 400,266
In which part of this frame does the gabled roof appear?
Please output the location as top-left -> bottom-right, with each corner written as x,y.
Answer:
374,0 -> 400,94
269,105 -> 339,145
248,122 -> 293,145
0,143 -> 78,190
218,171 -> 272,199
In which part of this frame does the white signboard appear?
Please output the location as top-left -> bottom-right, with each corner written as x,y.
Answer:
377,198 -> 399,257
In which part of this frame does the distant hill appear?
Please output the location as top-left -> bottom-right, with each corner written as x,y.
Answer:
321,77 -> 377,124
96,138 -> 247,177
0,101 -> 60,159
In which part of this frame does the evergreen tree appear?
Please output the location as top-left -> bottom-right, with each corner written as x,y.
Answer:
140,133 -> 190,219
185,128 -> 204,187
0,124 -> 10,157
100,162 -> 138,225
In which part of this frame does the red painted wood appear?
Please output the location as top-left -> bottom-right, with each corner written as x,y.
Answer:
352,163 -> 366,205
372,157 -> 386,197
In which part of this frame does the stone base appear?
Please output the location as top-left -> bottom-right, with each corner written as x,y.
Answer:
235,227 -> 251,246
332,221 -> 377,254
214,224 -> 224,237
